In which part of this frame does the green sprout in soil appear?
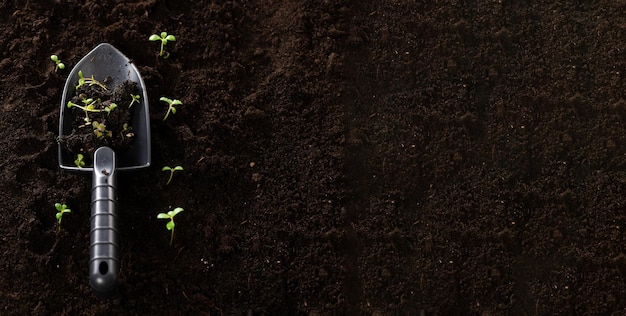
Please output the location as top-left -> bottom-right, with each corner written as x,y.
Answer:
129,94 -> 141,108
75,71 -> 86,89
157,207 -> 184,245
92,121 -> 112,138
67,100 -> 100,126
67,100 -> 101,113
162,165 -> 183,185
149,32 -> 176,58
55,203 -> 71,233
50,55 -> 65,72
81,97 -> 97,107
74,153 -> 85,168
104,102 -> 117,115
120,123 -> 134,140
75,70 -> 108,90
67,98 -> 116,125
67,98 -> 117,114
159,97 -> 182,121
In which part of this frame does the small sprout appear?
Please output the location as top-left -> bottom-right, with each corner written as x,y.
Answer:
50,55 -> 65,72
76,70 -> 86,89
129,94 -> 141,108
67,100 -> 100,126
66,101 -> 79,109
160,97 -> 182,121
149,31 -> 176,58
92,121 -> 111,138
68,100 -> 100,112
104,103 -> 117,115
81,97 -> 95,107
74,154 -> 85,168
120,123 -> 134,140
55,203 -> 71,233
162,165 -> 183,185
75,70 -> 107,90
157,207 -> 184,245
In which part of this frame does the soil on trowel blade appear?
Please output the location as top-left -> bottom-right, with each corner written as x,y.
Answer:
59,78 -> 138,166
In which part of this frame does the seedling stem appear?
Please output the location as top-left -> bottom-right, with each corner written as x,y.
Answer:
50,55 -> 65,72
159,97 -> 182,121
162,165 -> 183,185
75,70 -> 108,90
157,207 -> 184,245
129,94 -> 140,108
149,32 -> 176,58
74,154 -> 85,168
55,203 -> 71,233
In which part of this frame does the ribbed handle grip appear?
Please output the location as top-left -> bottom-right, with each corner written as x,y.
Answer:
90,147 -> 119,299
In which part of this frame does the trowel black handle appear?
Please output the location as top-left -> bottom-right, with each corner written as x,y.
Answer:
89,147 -> 119,299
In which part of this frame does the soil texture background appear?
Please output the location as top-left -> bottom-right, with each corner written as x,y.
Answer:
2,0 -> 626,315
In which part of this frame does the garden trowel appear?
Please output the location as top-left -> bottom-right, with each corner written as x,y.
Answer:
58,43 -> 151,298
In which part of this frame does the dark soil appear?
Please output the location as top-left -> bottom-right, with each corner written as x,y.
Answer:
2,0 -> 626,315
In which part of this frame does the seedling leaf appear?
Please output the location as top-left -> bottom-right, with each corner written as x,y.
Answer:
74,154 -> 85,168
171,207 -> 184,216
149,31 -> 176,58
157,207 -> 184,245
162,165 -> 183,185
50,54 -> 65,72
160,97 -> 182,121
54,203 -> 71,233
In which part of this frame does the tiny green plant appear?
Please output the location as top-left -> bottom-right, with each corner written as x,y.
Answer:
120,123 -> 134,140
54,203 -> 71,233
81,96 -> 97,107
75,70 -> 108,90
74,153 -> 85,168
159,97 -> 182,121
162,165 -> 183,185
157,207 -> 184,245
50,55 -> 65,72
103,102 -> 117,115
67,99 -> 103,126
149,31 -> 176,58
92,121 -> 112,138
76,70 -> 86,89
68,101 -> 93,125
129,94 -> 141,108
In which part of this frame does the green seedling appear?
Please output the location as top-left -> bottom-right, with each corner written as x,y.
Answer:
67,100 -> 100,126
50,55 -> 65,72
159,97 -> 182,121
81,97 -> 97,107
67,100 -> 101,113
67,98 -> 116,124
104,103 -> 117,115
120,123 -> 134,140
75,70 -> 108,90
55,203 -> 71,233
149,31 -> 176,58
74,153 -> 85,168
76,71 -> 86,89
162,165 -> 183,185
92,121 -> 112,138
157,207 -> 184,245
129,94 -> 141,108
